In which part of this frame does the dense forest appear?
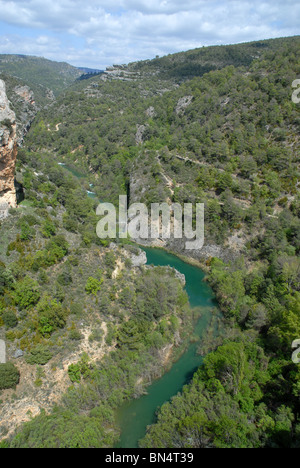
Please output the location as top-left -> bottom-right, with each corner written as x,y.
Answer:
0,149 -> 194,447
0,36 -> 299,448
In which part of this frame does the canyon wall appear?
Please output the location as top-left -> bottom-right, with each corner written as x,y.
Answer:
0,79 -> 17,219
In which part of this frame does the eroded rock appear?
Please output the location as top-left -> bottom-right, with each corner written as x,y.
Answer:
131,249 -> 147,267
0,79 -> 17,218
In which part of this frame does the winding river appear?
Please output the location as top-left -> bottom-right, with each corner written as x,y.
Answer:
58,161 -> 219,448
116,247 -> 219,448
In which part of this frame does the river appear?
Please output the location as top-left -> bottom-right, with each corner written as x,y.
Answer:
58,161 -> 219,448
58,163 -> 97,199
116,246 -> 218,448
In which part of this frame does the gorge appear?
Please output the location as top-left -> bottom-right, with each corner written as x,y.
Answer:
0,37 -> 299,448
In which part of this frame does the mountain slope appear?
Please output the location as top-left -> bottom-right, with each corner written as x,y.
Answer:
128,36 -> 299,82
0,55 -> 82,97
0,36 -> 300,448
23,36 -> 300,258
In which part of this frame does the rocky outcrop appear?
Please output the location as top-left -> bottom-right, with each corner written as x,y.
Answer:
130,249 -> 147,267
135,124 -> 147,145
175,96 -> 193,115
0,79 -> 17,219
102,64 -> 140,82
13,85 -> 38,145
146,106 -> 156,118
14,85 -> 35,105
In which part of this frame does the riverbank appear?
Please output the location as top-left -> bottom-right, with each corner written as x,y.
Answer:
116,246 -> 220,448
135,241 -> 212,273
56,161 -> 223,447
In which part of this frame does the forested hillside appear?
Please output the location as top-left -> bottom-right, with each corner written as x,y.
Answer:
24,36 -> 300,257
0,148 -> 194,446
0,36 -> 300,448
129,37 -> 290,81
0,54 -> 81,144
0,55 -> 82,97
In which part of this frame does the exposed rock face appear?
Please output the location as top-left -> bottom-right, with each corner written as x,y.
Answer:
130,249 -> 147,267
0,79 -> 17,219
14,85 -> 35,105
13,85 -> 38,145
146,106 -> 156,118
135,124 -> 147,145
175,95 -> 193,115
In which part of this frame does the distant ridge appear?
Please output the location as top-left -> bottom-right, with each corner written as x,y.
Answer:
76,67 -> 105,81
0,54 -> 82,96
77,67 -> 104,74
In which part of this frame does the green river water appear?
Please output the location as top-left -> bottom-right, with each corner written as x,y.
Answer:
116,247 -> 218,448
58,163 -> 97,199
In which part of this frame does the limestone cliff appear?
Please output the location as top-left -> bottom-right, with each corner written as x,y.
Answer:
13,84 -> 37,145
0,79 -> 17,219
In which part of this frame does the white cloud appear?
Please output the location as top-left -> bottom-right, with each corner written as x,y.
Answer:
0,34 -> 62,59
0,0 -> 299,68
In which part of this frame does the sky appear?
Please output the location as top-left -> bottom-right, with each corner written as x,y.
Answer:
0,0 -> 299,69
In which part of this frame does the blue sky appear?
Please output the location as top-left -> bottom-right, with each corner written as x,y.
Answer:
0,0 -> 299,69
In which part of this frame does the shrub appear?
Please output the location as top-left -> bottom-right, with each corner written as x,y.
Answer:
57,271 -> 73,286
85,277 -> 103,296
25,344 -> 53,365
69,303 -> 84,316
0,119 -> 13,133
69,329 -> 83,341
2,310 -> 18,329
37,296 -> 68,337
68,363 -> 81,383
41,219 -> 57,238
88,328 -> 103,343
21,214 -> 39,227
0,363 -> 20,390
13,277 -> 40,310
67,353 -> 94,383
0,266 -> 14,294
51,235 -> 69,254
20,222 -> 35,241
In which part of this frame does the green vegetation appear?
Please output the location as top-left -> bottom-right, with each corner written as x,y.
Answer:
25,345 -> 53,365
0,363 -> 20,390
130,39 -> 279,81
0,55 -> 81,97
0,148 -> 193,446
9,407 -> 116,448
85,276 -> 103,296
0,36 -> 299,448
